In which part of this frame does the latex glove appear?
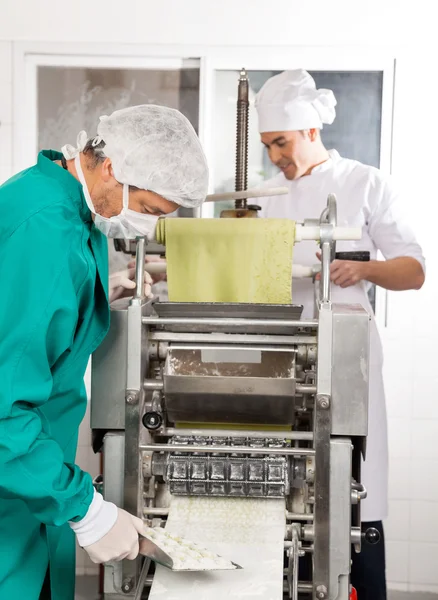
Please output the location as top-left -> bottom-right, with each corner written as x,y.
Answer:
109,266 -> 153,303
70,491 -> 145,563
145,255 -> 167,284
84,508 -> 145,563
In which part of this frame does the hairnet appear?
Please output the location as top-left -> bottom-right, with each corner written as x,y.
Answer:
255,70 -> 337,133
96,105 -> 209,208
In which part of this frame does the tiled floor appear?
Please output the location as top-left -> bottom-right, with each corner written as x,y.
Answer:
75,576 -> 438,600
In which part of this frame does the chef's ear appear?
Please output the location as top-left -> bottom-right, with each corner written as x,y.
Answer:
101,158 -> 115,183
308,129 -> 319,142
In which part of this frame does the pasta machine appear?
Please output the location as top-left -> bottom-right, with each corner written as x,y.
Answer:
90,193 -> 379,600
93,69 -> 378,600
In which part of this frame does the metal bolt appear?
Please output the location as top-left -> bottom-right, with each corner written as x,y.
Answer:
316,584 -> 327,599
122,578 -> 133,593
126,392 -> 138,405
318,396 -> 330,409
351,490 -> 359,505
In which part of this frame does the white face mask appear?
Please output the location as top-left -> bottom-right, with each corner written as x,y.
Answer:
74,155 -> 159,240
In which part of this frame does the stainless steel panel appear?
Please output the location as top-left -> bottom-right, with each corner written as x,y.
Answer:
329,438 -> 352,600
123,299 -> 151,593
103,433 -> 125,596
103,432 -> 125,505
163,382 -> 297,424
315,305 -> 333,397
91,307 -> 128,430
313,305 -> 333,600
331,304 -> 370,436
313,395 -> 331,600
200,347 -> 262,363
163,346 -> 296,425
166,346 -> 295,377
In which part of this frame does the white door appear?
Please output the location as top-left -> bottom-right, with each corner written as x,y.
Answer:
199,47 -> 395,323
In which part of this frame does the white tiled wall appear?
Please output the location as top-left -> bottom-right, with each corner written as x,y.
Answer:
383,49 -> 438,591
383,285 -> 438,593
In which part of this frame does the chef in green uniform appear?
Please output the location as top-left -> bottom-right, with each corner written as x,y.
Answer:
0,104 -> 208,600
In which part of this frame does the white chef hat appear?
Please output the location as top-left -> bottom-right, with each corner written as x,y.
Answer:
255,70 -> 337,133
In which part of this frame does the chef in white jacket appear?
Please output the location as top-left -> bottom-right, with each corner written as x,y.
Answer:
253,70 -> 425,600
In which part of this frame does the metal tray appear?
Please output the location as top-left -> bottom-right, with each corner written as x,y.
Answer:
154,302 -> 303,320
139,534 -> 242,571
151,303 -> 308,335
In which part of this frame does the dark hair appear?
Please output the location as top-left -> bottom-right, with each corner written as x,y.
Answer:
82,137 -> 139,193
83,137 -> 107,169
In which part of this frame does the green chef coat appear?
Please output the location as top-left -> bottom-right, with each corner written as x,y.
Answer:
0,150 -> 110,600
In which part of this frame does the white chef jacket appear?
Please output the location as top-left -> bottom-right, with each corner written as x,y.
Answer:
255,150 -> 425,521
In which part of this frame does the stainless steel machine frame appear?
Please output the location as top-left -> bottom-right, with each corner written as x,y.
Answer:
91,67 -> 373,600
91,196 -> 372,600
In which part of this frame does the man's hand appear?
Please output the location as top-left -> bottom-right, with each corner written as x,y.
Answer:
316,252 -> 367,288
329,259 -> 368,288
316,252 -> 425,291
145,255 -> 167,284
109,262 -> 153,303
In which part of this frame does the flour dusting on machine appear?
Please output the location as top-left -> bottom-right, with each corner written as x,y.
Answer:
91,70 -> 379,600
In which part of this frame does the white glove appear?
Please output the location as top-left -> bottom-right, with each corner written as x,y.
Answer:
83,508 -> 145,563
109,266 -> 153,303
145,255 -> 167,284
70,491 -> 145,563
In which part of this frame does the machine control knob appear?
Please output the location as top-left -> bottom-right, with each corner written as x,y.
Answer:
363,527 -> 381,545
142,411 -> 163,431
